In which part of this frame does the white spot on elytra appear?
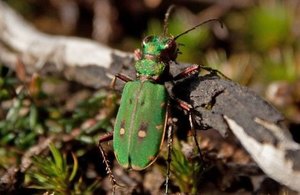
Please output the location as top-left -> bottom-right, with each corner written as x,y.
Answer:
120,128 -> 125,135
138,130 -> 147,138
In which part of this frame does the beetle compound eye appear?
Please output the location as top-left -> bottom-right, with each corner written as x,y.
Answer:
164,39 -> 174,49
143,35 -> 154,46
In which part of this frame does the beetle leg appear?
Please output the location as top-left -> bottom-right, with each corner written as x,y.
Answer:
165,118 -> 174,195
188,111 -> 203,162
174,98 -> 204,163
173,64 -> 200,81
173,64 -> 229,81
98,132 -> 123,193
110,73 -> 134,89
99,132 -> 114,142
197,64 -> 230,80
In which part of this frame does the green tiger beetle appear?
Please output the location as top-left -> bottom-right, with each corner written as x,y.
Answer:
98,6 -> 224,194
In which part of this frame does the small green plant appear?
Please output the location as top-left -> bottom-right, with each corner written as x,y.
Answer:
28,143 -> 100,195
169,141 -> 203,194
28,143 -> 78,194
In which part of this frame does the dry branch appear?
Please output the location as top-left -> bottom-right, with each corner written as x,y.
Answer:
0,1 -> 133,88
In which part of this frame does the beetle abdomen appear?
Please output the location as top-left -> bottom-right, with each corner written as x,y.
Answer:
113,81 -> 168,170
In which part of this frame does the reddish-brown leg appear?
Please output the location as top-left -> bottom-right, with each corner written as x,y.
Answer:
110,73 -> 133,89
173,64 -> 200,81
173,98 -> 203,163
98,132 -> 122,193
173,64 -> 229,81
165,112 -> 174,195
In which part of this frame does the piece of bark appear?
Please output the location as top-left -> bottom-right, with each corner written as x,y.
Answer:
172,74 -> 300,192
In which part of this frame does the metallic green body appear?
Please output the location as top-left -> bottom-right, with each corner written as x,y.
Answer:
113,34 -> 176,170
113,81 -> 168,170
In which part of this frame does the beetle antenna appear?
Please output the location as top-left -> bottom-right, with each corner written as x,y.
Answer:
174,18 -> 223,40
163,5 -> 176,36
